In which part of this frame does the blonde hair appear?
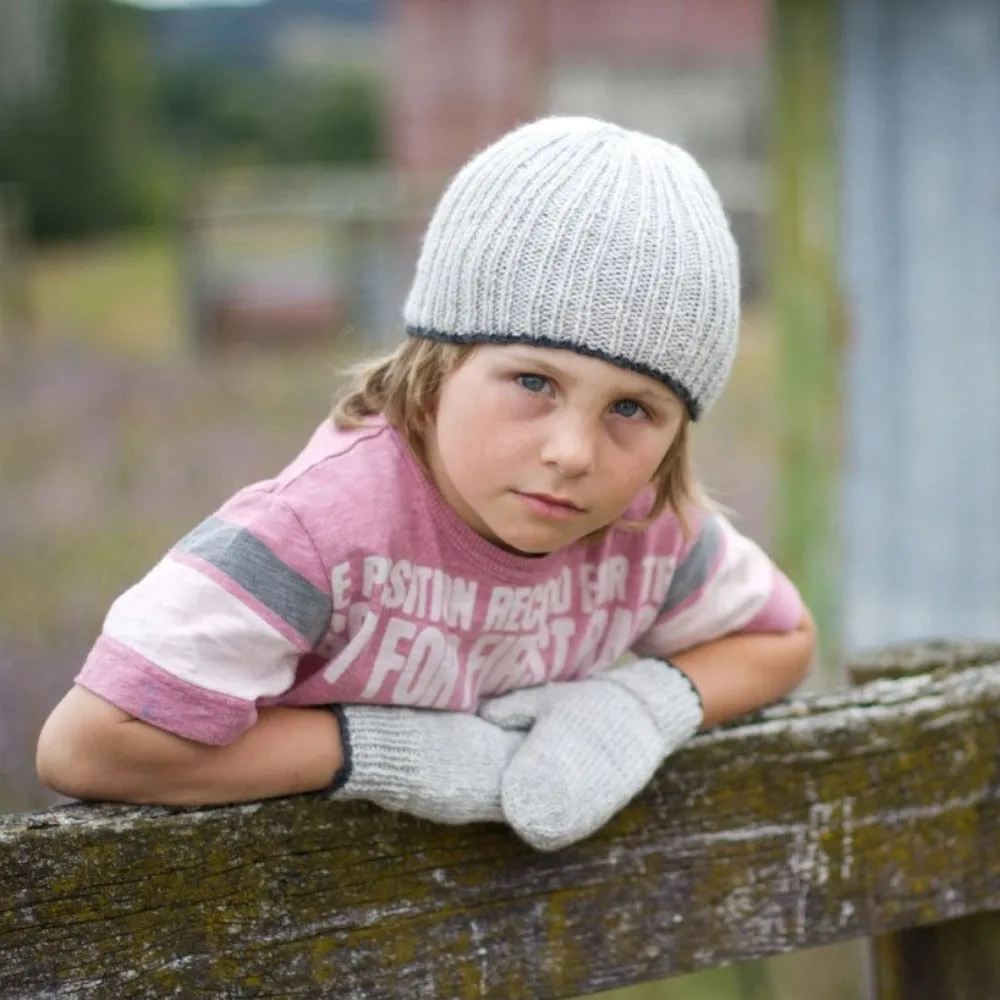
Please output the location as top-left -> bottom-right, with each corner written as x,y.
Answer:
331,338 -> 712,536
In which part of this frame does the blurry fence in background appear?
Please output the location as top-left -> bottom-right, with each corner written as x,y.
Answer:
177,169 -> 439,353
175,151 -> 771,358
0,184 -> 32,357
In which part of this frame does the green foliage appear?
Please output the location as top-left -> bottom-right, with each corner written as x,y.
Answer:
155,64 -> 385,168
0,1 -> 386,241
0,0 -> 169,239
771,0 -> 841,667
279,73 -> 384,164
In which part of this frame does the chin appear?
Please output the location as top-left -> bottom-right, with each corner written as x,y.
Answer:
492,525 -> 578,556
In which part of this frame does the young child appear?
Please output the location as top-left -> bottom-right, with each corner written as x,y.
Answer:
37,116 -> 815,851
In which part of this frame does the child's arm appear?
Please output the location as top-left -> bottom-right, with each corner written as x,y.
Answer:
37,685 -> 344,805
37,487 -> 524,822
38,684 -> 525,824
669,607 -> 816,727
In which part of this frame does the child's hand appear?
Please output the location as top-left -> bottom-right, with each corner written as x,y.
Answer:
329,705 -> 525,825
479,659 -> 703,851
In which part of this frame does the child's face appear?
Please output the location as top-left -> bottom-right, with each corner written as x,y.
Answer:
425,345 -> 685,554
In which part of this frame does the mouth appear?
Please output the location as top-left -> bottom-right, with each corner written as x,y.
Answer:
514,491 -> 586,519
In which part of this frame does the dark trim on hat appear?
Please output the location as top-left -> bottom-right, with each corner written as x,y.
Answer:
406,325 -> 702,420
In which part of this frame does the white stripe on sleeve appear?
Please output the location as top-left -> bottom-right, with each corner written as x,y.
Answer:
103,558 -> 299,701
640,517 -> 773,656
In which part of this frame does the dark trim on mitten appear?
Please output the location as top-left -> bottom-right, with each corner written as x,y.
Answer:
327,704 -> 353,792
660,659 -> 705,716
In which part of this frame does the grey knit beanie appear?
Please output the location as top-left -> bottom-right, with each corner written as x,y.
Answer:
403,116 -> 741,420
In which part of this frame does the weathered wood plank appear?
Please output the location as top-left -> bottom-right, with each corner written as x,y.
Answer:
3,653 -> 1000,999
849,639 -> 1000,1000
849,638 -> 1000,684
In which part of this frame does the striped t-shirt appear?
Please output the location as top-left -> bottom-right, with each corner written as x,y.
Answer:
77,418 -> 804,745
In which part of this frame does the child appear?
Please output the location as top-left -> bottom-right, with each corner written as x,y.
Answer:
37,117 -> 815,851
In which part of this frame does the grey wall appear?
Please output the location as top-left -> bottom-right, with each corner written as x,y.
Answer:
840,0 -> 1000,649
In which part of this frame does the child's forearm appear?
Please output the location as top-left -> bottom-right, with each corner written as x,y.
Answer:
671,611 -> 816,728
124,706 -> 344,806
38,687 -> 343,806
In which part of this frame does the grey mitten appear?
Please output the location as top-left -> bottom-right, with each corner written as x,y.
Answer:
328,704 -> 525,825
479,659 -> 703,850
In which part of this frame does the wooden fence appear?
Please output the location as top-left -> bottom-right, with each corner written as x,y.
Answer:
0,184 -> 32,357
177,170 -> 436,351
3,639 -> 1000,999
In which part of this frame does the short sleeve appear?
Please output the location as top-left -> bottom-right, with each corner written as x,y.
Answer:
631,512 -> 804,660
75,488 -> 333,745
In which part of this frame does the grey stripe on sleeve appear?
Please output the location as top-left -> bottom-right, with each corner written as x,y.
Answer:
658,514 -> 723,616
177,516 -> 332,645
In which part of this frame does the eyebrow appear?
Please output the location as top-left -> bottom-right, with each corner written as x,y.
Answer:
630,388 -> 681,410
502,351 -> 569,377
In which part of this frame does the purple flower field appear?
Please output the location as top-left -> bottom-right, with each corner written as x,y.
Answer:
0,344 -> 347,812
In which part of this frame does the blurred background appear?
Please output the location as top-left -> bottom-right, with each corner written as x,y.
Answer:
3,1 -> 999,998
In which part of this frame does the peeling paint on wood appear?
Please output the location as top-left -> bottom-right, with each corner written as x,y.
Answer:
2,640 -> 1000,999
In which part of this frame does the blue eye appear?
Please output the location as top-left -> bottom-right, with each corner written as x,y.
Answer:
517,374 -> 550,394
612,399 -> 647,420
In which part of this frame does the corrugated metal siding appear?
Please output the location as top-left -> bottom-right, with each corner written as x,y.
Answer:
841,0 -> 1000,649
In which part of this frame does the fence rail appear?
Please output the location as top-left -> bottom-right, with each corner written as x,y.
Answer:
3,639 -> 1000,999
177,169 -> 437,351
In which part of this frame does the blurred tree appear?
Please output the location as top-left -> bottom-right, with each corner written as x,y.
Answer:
0,0 -> 167,239
0,0 -> 61,111
156,64 -> 268,163
278,71 -> 384,164
156,64 -> 384,168
0,0 -> 386,239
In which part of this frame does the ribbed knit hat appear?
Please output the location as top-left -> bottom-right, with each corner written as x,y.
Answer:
404,116 -> 741,420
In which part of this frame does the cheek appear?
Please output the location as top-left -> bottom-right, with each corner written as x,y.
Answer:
604,427 -> 674,490
434,387 -> 510,481
442,383 -> 535,446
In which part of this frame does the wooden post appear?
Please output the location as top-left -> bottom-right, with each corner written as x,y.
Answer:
771,0 -> 843,667
0,184 -> 33,358
176,187 -> 211,350
849,639 -> 1000,1000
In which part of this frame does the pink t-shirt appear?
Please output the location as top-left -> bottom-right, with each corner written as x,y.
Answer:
77,419 -> 804,745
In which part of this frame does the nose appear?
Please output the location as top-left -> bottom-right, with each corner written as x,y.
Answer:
539,410 -> 597,478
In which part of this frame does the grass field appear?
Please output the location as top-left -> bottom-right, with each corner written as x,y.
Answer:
29,232 -> 185,359
0,230 -> 859,1000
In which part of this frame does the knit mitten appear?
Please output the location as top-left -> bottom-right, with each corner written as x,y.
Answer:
479,659 -> 703,850
328,705 -> 525,825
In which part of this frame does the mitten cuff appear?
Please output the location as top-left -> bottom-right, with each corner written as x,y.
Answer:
607,658 -> 704,743
327,705 -> 353,792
